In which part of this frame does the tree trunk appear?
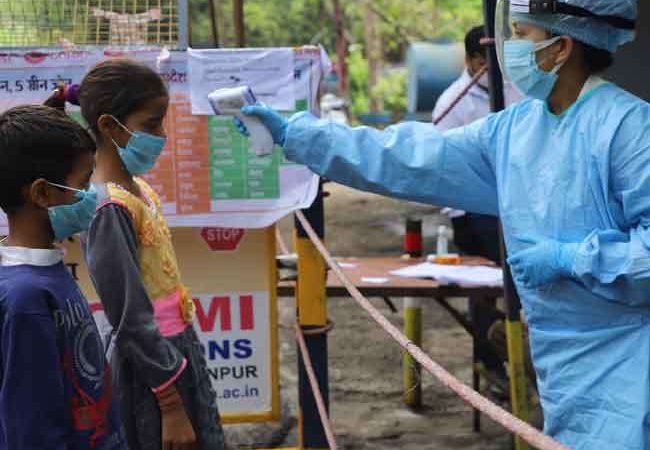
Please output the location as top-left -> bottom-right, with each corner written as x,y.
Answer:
333,0 -> 348,95
233,0 -> 245,47
364,4 -> 383,112
209,0 -> 220,47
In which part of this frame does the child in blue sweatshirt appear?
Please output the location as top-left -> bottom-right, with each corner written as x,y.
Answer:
0,105 -> 127,450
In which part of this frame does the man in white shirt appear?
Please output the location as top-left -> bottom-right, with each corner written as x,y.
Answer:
433,25 -> 523,131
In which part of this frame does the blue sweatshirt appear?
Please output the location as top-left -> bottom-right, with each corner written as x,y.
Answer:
0,248 -> 126,450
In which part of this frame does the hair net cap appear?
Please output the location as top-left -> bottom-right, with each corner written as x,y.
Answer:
512,0 -> 637,53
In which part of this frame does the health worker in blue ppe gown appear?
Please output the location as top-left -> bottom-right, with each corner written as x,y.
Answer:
239,0 -> 647,448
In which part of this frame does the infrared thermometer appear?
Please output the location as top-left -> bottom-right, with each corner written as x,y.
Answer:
208,86 -> 275,156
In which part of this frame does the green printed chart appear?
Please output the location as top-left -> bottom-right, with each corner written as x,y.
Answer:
208,116 -> 283,200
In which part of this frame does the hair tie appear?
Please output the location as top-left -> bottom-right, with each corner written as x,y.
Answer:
64,84 -> 81,106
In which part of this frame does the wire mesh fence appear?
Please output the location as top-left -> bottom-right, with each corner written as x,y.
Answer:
0,0 -> 184,48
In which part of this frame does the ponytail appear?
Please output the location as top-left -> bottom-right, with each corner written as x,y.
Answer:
43,83 -> 81,111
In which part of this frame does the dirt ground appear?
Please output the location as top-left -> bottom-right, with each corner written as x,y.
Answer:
226,183 -> 540,449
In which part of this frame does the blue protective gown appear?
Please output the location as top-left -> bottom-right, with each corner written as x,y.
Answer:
284,82 -> 650,449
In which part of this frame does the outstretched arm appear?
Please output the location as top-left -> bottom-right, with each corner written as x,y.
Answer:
241,105 -> 500,216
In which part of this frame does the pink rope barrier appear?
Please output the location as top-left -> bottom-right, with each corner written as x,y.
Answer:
295,324 -> 339,450
276,227 -> 290,255
433,65 -> 488,126
295,210 -> 570,450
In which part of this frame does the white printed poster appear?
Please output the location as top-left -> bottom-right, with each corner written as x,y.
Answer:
193,292 -> 272,414
0,48 -> 99,111
187,47 -> 295,114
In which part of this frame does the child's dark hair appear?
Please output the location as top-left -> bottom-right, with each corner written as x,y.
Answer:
0,105 -> 95,214
78,59 -> 168,137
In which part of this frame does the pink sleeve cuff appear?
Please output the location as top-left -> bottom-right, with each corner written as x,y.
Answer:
151,357 -> 188,394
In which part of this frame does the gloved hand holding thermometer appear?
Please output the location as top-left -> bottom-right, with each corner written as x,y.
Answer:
208,86 -> 276,156
235,101 -> 289,148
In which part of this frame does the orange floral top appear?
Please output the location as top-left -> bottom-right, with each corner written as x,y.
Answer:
106,178 -> 195,324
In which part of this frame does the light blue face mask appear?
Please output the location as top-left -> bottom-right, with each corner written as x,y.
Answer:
504,37 -> 564,101
110,116 -> 167,176
47,183 -> 97,241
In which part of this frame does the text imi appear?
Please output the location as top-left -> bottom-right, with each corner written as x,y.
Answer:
193,295 -> 257,362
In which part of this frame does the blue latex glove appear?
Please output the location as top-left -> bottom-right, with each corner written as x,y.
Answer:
507,238 -> 580,288
239,103 -> 288,146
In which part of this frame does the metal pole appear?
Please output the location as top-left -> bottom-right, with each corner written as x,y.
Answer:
295,182 -> 329,449
482,0 -> 505,112
177,0 -> 190,49
403,297 -> 422,408
402,218 -> 422,408
482,1 -> 530,449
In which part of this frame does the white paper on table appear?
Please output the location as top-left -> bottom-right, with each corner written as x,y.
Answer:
336,262 -> 358,269
390,262 -> 503,287
188,47 -> 295,114
361,277 -> 390,285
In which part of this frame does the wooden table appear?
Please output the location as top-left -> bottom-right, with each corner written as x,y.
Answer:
278,256 -> 505,431
278,256 -> 502,297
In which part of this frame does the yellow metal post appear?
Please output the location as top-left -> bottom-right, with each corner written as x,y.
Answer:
403,297 -> 422,408
506,320 -> 530,450
295,232 -> 327,326
267,226 -> 281,422
294,187 -> 329,450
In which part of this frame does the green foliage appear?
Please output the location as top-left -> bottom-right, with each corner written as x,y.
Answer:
190,0 -> 484,60
246,0 -> 330,47
348,48 -> 407,120
371,69 -> 408,120
0,0 -> 71,46
190,0 -> 333,49
348,45 -> 369,117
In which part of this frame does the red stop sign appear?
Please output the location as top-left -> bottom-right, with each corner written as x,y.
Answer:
200,227 -> 245,252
